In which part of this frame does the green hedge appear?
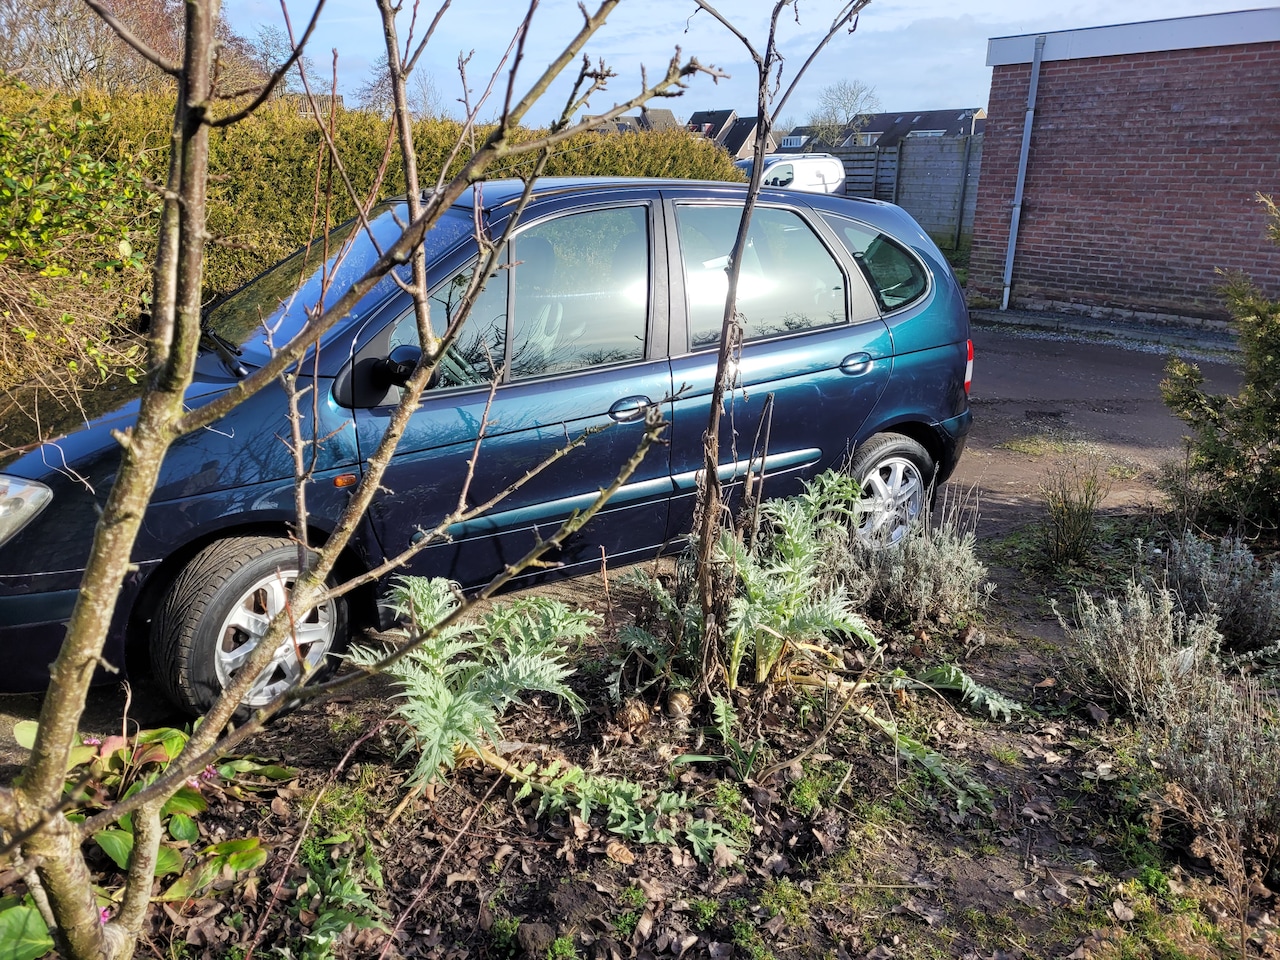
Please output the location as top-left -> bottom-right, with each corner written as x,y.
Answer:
68,93 -> 742,298
0,81 -> 741,390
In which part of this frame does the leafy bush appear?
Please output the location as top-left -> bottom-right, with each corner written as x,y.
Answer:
1165,532 -> 1280,654
347,576 -> 592,788
1161,193 -> 1280,529
1058,579 -> 1222,725
0,79 -> 154,390
841,497 -> 993,626
0,83 -> 741,397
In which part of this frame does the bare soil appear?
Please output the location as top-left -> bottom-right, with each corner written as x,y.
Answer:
1,326 -> 1268,959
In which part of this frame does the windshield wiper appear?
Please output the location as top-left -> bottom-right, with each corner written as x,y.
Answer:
199,323 -> 249,378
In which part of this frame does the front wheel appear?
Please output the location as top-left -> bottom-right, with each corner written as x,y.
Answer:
846,434 -> 935,546
151,536 -> 348,716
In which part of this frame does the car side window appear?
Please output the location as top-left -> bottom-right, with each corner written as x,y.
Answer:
764,163 -> 794,187
822,216 -> 929,312
509,205 -> 649,379
675,204 -> 848,349
389,205 -> 650,386
389,261 -> 509,388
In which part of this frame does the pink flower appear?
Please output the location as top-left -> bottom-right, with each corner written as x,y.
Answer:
99,907 -> 111,925
82,737 -> 102,746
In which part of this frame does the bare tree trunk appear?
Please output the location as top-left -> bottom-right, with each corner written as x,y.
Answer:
13,4 -> 215,956
691,0 -> 869,694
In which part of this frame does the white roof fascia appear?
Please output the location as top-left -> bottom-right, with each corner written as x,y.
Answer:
987,7 -> 1280,66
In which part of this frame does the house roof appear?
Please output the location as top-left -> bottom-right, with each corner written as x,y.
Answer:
686,109 -> 736,139
720,117 -> 760,155
779,107 -> 985,150
583,107 -> 681,134
639,107 -> 681,131
856,108 -> 985,147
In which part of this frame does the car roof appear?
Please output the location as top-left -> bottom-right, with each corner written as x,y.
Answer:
438,176 -> 925,246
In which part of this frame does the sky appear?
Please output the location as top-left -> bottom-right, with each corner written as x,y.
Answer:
220,0 -> 1266,126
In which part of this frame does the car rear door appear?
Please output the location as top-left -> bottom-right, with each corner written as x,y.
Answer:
662,193 -> 893,540
350,198 -> 674,587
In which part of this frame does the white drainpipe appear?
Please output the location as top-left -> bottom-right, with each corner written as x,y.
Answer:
1002,34 -> 1046,311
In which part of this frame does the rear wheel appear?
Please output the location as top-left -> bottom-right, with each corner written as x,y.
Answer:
151,536 -> 347,716
847,434 -> 935,545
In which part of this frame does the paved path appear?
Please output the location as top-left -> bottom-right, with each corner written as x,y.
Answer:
952,320 -> 1240,533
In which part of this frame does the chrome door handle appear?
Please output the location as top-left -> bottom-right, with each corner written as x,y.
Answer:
840,352 -> 873,375
608,396 -> 652,422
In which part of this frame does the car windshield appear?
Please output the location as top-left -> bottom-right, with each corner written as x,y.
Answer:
204,203 -> 475,360
735,158 -> 754,177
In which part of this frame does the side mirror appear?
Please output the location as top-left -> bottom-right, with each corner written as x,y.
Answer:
372,344 -> 423,389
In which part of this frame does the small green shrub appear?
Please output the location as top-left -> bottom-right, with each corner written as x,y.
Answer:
347,576 -> 592,788
842,496 -> 993,626
1161,193 -> 1280,529
1165,532 -> 1280,654
546,935 -> 579,960
1156,673 -> 1280,958
1057,580 -> 1222,724
1040,455 -> 1110,565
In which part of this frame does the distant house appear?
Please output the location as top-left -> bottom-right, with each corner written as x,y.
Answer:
686,109 -> 737,141
779,108 -> 985,151
682,110 -> 775,158
720,117 -> 775,159
638,107 -> 681,132
584,106 -> 682,134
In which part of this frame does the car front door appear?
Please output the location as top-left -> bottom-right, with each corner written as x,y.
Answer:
351,200 -> 673,588
663,196 -> 893,540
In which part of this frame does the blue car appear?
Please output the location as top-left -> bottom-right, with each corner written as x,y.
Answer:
0,177 -> 972,714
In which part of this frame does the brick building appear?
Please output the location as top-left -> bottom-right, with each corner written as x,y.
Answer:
969,9 -> 1280,324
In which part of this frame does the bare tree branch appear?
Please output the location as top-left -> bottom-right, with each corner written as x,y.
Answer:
211,0 -> 328,125
80,0 -> 180,75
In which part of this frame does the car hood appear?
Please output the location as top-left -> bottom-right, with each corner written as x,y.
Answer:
0,360 -> 235,476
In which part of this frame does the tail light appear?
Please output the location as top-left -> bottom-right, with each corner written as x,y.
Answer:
964,339 -> 973,396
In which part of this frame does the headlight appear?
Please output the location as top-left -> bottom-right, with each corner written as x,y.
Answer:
0,476 -> 52,548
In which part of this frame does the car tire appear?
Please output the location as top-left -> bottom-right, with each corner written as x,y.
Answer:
151,536 -> 347,716
847,434 -> 936,545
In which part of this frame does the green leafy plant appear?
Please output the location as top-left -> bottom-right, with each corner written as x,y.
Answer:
358,577 -> 741,865
0,897 -> 54,960
349,576 -> 592,787
725,472 -> 877,687
913,664 -> 1024,722
290,850 -> 389,960
490,916 -> 522,958
512,758 -> 739,863
546,936 -> 579,960
0,90 -> 149,274
626,472 -> 878,692
3,721 -> 288,942
674,695 -> 768,781
1161,193 -> 1280,529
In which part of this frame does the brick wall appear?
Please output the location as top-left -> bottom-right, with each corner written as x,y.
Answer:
970,42 -> 1280,322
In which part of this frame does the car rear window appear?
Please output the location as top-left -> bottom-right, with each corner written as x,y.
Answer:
821,215 -> 930,312
675,204 -> 849,349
